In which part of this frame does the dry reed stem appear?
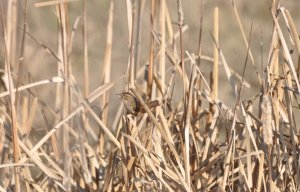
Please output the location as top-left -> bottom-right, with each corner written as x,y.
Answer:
15,0 -> 28,107
25,97 -> 37,136
18,28 -> 61,61
211,31 -> 238,98
4,0 -> 20,190
0,0 -> 299,191
57,2 -> 72,189
183,61 -> 197,190
147,0 -> 156,98
152,31 -> 189,88
245,118 -> 252,188
159,0 -> 166,96
165,5 -> 174,44
0,77 -> 63,98
129,88 -> 186,177
122,132 -> 187,190
101,1 -> 114,125
197,0 -> 204,66
177,0 -> 186,106
17,80 -> 117,167
127,0 -> 136,88
134,0 -> 143,76
272,10 -> 300,92
34,0 -> 79,7
213,7 -> 219,100
61,73 -> 121,148
231,0 -> 262,85
82,0 -> 89,98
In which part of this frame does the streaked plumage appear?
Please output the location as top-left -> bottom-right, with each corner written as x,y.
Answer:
119,92 -> 159,115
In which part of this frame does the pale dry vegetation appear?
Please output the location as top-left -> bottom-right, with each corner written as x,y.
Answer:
0,0 -> 300,191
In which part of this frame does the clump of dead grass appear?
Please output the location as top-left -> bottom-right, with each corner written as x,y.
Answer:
0,0 -> 300,191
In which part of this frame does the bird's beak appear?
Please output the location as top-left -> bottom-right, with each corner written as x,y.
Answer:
116,93 -> 123,97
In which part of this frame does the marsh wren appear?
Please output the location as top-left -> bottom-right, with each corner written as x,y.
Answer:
118,91 -> 159,115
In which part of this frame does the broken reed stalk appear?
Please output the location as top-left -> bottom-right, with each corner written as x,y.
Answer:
209,7 -> 219,126
213,7 -> 219,100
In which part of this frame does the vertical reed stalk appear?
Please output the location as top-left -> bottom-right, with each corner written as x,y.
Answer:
15,0 -> 28,106
83,0 -> 89,97
57,2 -> 71,190
134,0 -> 143,76
160,0 -> 165,96
81,0 -> 92,184
147,0 -> 156,98
208,7 -> 219,131
101,2 -> 114,124
5,0 -> 20,191
128,0 -> 136,88
176,0 -> 185,101
213,7 -> 219,100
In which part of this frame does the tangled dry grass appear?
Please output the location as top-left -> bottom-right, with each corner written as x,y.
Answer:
0,0 -> 300,191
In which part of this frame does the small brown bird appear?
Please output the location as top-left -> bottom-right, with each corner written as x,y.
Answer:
118,91 -> 159,115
